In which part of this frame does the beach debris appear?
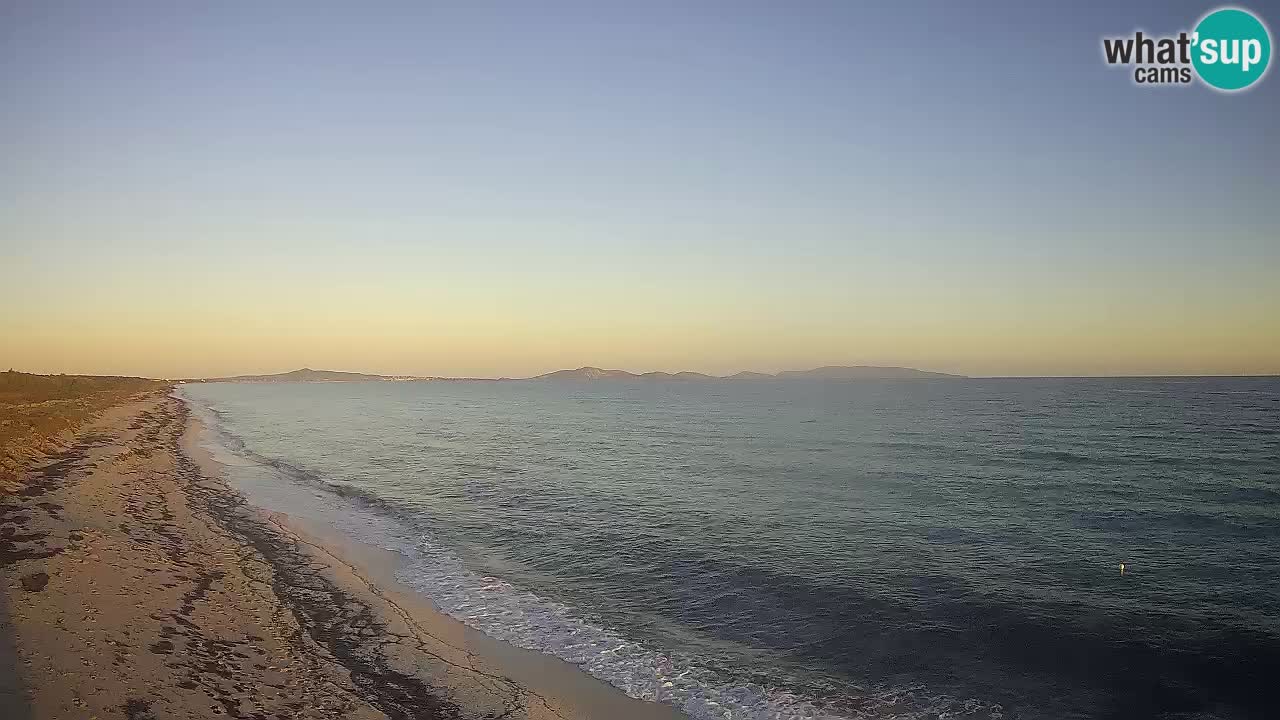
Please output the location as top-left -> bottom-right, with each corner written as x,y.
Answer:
20,571 -> 50,592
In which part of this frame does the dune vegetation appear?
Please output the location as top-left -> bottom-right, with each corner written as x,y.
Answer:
0,370 -> 165,491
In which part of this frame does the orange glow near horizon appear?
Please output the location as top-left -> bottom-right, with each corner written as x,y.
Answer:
4,246 -> 1277,378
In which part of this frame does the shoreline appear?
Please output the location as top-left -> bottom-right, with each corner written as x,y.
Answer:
182,400 -> 688,720
0,391 -> 687,720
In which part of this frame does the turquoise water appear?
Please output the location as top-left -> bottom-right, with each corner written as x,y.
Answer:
179,377 -> 1280,719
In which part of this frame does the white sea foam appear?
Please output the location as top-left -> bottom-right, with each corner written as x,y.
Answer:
391,540 -> 1003,720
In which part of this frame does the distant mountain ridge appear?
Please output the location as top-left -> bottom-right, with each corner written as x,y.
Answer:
195,368 -> 426,383
529,365 -> 963,381
192,365 -> 963,383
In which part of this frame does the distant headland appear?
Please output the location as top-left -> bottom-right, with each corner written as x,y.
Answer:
186,365 -> 964,383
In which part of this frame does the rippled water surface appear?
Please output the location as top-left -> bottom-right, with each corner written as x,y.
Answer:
179,378 -> 1280,719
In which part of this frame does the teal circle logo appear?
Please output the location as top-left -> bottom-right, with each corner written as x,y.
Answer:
1192,7 -> 1272,91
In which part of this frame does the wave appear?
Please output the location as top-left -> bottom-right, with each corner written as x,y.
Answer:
177,389 -> 1006,720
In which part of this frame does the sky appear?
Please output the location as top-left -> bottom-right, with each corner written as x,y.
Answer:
2,1 -> 1278,378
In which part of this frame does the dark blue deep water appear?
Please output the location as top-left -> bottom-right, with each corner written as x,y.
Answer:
179,377 -> 1280,720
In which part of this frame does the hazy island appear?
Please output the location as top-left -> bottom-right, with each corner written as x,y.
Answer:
187,365 -> 965,383
189,368 -> 431,383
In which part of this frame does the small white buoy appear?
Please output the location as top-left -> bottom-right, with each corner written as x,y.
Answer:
1119,563 -> 1126,575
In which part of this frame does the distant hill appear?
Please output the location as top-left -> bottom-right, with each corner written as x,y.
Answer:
196,368 -> 425,383
639,371 -> 718,381
774,365 -> 962,379
533,367 -> 723,381
727,371 -> 775,380
533,367 -> 640,381
529,365 -> 963,381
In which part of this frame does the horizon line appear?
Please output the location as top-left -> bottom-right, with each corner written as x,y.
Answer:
7,366 -> 1279,381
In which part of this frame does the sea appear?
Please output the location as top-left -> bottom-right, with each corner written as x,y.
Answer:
176,377 -> 1280,720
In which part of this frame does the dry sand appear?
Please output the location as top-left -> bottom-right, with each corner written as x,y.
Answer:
1,391 -> 687,720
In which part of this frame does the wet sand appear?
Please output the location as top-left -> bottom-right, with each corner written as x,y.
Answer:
0,391 -> 687,720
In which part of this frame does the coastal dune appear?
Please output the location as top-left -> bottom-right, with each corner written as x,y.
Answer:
0,390 -> 685,720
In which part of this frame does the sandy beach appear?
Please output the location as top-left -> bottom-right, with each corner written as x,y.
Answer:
0,390 -> 687,720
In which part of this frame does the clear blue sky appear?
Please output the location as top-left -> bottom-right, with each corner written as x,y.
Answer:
3,1 -> 1277,377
